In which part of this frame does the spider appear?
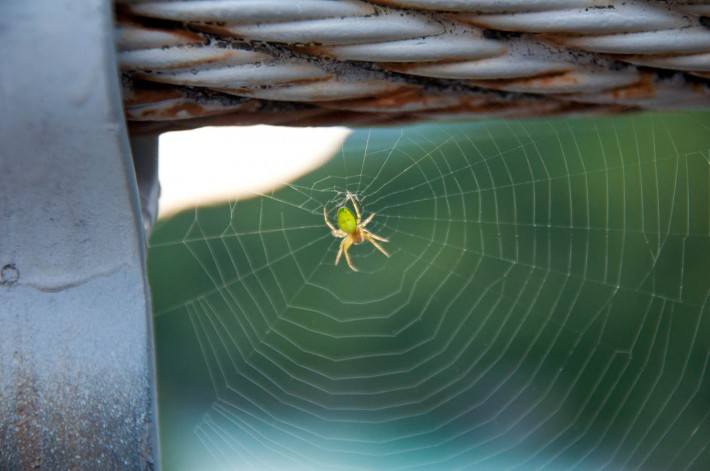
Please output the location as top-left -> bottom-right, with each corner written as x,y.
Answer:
323,193 -> 389,272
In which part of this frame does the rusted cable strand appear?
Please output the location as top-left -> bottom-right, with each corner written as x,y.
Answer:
116,0 -> 710,132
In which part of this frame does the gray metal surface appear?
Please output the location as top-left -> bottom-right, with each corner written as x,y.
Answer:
131,134 -> 161,236
0,1 -> 158,469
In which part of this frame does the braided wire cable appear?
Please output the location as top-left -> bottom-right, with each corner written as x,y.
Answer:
116,0 -> 710,132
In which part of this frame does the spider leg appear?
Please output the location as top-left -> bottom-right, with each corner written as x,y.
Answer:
359,213 -> 376,228
342,238 -> 357,271
348,193 -> 362,224
363,229 -> 389,243
363,232 -> 390,258
336,237 -> 357,271
324,206 -> 339,233
335,238 -> 345,265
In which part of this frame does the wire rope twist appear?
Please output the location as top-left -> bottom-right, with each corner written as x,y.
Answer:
116,0 -> 710,132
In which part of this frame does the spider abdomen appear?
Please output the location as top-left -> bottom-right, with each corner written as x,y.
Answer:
337,207 -> 357,234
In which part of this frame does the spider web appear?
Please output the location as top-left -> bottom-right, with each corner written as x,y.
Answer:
148,112 -> 710,471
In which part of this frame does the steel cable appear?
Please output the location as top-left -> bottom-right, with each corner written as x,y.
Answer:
116,0 -> 710,132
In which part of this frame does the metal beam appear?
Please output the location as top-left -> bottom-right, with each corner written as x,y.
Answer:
0,1 -> 159,468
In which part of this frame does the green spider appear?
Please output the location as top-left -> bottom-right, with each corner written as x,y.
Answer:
323,193 -> 389,271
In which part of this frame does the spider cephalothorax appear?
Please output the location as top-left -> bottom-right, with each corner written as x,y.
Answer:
323,193 -> 389,271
